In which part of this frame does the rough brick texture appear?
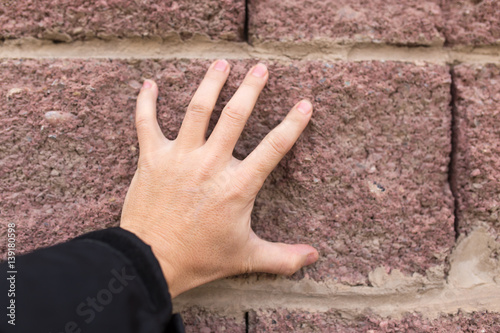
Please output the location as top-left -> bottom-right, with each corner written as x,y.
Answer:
250,309 -> 500,332
0,59 -> 215,255
181,307 -> 245,333
453,64 -> 500,236
443,0 -> 500,46
248,0 -> 445,45
247,62 -> 454,284
1,59 -> 139,254
0,59 -> 454,286
2,0 -> 498,46
0,0 -> 245,42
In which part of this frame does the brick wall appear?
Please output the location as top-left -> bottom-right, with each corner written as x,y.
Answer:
1,0 -> 499,331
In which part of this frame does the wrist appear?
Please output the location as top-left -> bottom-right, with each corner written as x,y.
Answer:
151,248 -> 183,298
120,222 -> 186,298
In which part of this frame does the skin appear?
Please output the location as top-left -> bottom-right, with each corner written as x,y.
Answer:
120,60 -> 319,298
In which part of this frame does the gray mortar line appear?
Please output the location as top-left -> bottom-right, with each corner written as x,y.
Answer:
173,280 -> 500,319
0,37 -> 499,64
173,228 -> 500,318
173,227 -> 500,318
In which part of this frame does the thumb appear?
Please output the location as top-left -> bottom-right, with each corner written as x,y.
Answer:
249,237 -> 319,276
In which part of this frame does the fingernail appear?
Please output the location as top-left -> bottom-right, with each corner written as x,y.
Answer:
297,100 -> 312,115
304,252 -> 318,266
214,59 -> 228,72
251,63 -> 267,78
142,80 -> 153,90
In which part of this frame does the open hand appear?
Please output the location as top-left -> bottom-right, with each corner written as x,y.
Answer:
120,60 -> 319,298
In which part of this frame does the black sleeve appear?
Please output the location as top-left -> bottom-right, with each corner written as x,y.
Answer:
0,227 -> 185,333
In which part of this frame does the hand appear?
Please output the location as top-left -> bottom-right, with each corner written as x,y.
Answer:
120,60 -> 319,298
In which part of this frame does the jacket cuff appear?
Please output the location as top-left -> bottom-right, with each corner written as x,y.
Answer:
73,227 -> 172,313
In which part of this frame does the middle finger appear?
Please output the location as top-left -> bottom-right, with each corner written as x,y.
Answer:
206,63 -> 268,156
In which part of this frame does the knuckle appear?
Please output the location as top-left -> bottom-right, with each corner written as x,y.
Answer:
188,102 -> 212,119
242,77 -> 265,90
272,260 -> 291,276
253,162 -> 270,179
266,132 -> 289,156
223,104 -> 246,124
195,161 -> 216,181
135,116 -> 151,131
230,177 -> 248,197
281,259 -> 301,276
285,266 -> 299,276
194,155 -> 225,182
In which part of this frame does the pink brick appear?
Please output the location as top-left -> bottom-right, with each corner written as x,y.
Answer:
0,0 -> 245,42
250,309 -> 500,332
248,0 -> 445,45
180,307 -> 245,333
443,0 -> 500,46
243,62 -> 454,284
452,64 -> 500,236
0,59 -> 453,285
0,59 -> 206,255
